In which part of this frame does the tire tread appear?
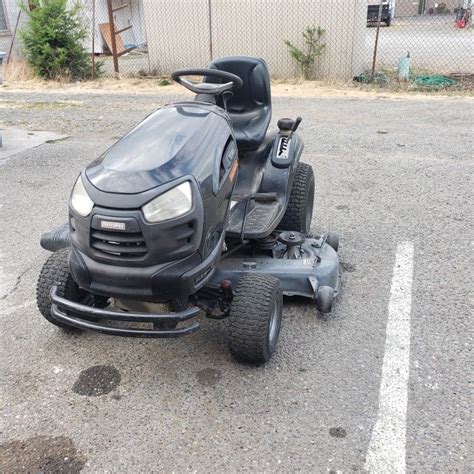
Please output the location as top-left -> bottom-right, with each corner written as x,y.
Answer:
229,273 -> 282,363
36,249 -> 78,329
279,162 -> 314,232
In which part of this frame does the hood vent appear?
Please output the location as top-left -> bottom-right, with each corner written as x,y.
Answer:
90,228 -> 148,259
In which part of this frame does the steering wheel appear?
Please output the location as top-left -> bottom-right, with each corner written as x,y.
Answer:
171,68 -> 243,96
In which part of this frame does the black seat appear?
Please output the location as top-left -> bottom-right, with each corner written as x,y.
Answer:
208,56 -> 272,151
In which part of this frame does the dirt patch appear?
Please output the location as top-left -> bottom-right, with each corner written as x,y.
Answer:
342,262 -> 357,273
196,368 -> 222,387
72,365 -> 121,396
329,427 -> 347,438
3,78 -> 473,100
0,435 -> 86,472
0,100 -> 83,110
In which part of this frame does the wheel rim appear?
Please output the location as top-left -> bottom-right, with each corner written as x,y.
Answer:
268,297 -> 282,351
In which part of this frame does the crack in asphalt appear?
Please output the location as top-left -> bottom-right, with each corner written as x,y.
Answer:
1,266 -> 32,301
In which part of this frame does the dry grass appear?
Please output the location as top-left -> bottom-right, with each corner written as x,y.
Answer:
1,68 -> 473,100
2,60 -> 36,82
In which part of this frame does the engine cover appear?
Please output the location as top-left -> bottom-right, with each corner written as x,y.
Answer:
86,103 -> 233,195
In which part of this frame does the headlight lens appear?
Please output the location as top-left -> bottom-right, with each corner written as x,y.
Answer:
70,175 -> 94,217
142,181 -> 193,223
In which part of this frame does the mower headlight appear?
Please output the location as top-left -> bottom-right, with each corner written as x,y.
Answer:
70,175 -> 94,217
142,181 -> 193,223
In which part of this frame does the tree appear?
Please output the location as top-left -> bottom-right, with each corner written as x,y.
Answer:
285,27 -> 326,80
20,0 -> 101,80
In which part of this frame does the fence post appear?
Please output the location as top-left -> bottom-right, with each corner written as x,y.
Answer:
208,0 -> 214,62
371,0 -> 384,81
92,0 -> 96,80
6,9 -> 22,66
106,0 -> 120,78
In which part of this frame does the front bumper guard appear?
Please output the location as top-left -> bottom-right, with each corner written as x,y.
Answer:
50,286 -> 200,338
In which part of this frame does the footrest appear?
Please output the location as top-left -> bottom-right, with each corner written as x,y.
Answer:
227,200 -> 281,239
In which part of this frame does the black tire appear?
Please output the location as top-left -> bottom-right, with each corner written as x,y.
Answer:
316,286 -> 334,314
279,162 -> 315,233
228,274 -> 283,364
36,249 -> 107,330
326,232 -> 340,252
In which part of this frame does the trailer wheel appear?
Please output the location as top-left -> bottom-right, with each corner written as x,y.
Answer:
228,274 -> 283,364
326,232 -> 340,252
36,249 -> 107,330
278,162 -> 315,233
316,286 -> 334,314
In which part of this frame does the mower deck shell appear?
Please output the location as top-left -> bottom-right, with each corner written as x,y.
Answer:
210,238 -> 341,299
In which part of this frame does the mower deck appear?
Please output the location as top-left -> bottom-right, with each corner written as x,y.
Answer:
211,236 -> 341,299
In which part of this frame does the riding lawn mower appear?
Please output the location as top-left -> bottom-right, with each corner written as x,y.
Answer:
37,56 -> 341,363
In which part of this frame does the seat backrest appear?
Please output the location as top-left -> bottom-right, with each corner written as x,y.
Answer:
208,56 -> 271,116
207,56 -> 272,151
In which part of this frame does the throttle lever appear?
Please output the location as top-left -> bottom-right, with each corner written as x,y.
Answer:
292,116 -> 302,132
287,116 -> 302,140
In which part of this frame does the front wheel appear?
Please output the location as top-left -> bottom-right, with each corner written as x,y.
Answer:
278,162 -> 315,234
228,274 -> 283,364
36,248 -> 107,331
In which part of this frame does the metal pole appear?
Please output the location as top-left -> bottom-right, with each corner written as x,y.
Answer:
106,0 -> 120,78
139,0 -> 152,74
91,0 -> 96,80
208,0 -> 213,61
371,0 -> 384,81
6,9 -> 22,66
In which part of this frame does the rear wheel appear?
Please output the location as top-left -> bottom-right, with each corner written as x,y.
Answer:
278,162 -> 315,233
36,248 -> 107,331
228,274 -> 283,364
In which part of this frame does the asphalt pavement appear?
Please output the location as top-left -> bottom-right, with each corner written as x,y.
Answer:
0,88 -> 472,472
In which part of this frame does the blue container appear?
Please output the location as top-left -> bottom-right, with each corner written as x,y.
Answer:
398,53 -> 411,80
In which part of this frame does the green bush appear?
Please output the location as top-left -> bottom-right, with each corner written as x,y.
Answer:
285,26 -> 326,80
20,0 -> 102,81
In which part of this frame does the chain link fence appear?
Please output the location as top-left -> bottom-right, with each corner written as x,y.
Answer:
3,0 -> 473,86
363,1 -> 474,82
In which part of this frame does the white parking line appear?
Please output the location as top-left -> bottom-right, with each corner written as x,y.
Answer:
365,241 -> 415,474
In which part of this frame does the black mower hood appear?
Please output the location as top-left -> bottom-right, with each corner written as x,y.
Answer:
86,103 -> 231,194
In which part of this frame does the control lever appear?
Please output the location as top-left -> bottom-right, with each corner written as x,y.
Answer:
292,116 -> 302,132
287,116 -> 302,140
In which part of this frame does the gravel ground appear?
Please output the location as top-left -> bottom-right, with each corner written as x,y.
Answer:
0,88 -> 472,472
